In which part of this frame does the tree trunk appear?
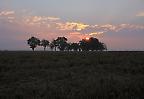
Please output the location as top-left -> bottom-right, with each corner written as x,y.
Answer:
54,47 -> 56,51
44,47 -> 46,51
32,48 -> 34,51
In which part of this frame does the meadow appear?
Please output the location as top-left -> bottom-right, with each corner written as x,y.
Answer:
0,51 -> 144,99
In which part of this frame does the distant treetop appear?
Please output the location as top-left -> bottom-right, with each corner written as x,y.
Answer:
27,36 -> 107,51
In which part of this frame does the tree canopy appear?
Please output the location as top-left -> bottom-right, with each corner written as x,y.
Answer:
27,36 -> 107,51
40,39 -> 49,51
55,37 -> 68,51
27,37 -> 40,51
79,37 -> 106,51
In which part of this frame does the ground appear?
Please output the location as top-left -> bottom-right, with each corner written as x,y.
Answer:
0,51 -> 144,99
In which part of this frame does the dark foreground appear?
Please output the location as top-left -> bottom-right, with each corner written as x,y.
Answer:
0,51 -> 144,99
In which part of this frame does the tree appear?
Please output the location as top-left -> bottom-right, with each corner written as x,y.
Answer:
27,36 -> 107,51
56,37 -> 68,51
103,43 -> 107,51
27,37 -> 40,51
65,43 -> 72,51
50,39 -> 58,51
79,37 -> 107,51
98,42 -> 107,51
79,39 -> 89,51
88,37 -> 100,51
71,43 -> 79,51
41,39 -> 49,51
49,42 -> 55,51
88,37 -> 107,51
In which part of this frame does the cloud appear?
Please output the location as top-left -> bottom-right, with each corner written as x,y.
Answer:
1,9 -> 144,42
7,16 -> 15,20
136,12 -> 144,17
56,22 -> 89,31
0,10 -> 16,23
0,10 -> 15,16
89,32 -> 104,36
1,9 -> 144,50
23,16 -> 60,26
70,32 -> 81,35
47,17 -> 60,21
118,24 -> 144,30
89,24 -> 144,33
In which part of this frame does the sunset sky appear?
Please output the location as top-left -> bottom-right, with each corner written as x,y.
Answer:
0,0 -> 144,50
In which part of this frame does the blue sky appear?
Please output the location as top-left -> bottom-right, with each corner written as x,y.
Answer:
0,0 -> 144,50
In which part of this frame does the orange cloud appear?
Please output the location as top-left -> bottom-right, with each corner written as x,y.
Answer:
89,32 -> 104,36
56,22 -> 89,31
1,9 -> 144,42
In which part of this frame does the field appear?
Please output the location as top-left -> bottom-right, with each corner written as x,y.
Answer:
0,51 -> 144,99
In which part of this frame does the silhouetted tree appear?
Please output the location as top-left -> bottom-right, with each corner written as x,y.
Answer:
27,37 -> 40,51
49,42 -> 55,51
65,43 -> 72,51
56,37 -> 68,51
88,37 -> 100,51
98,42 -> 107,51
79,37 -> 106,51
103,43 -> 107,51
71,43 -> 79,51
79,39 -> 89,51
27,36 -> 107,51
50,39 -> 58,51
41,39 -> 49,51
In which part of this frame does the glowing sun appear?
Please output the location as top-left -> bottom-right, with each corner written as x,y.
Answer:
85,37 -> 90,41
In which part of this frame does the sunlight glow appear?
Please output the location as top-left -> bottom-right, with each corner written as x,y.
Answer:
85,37 -> 90,41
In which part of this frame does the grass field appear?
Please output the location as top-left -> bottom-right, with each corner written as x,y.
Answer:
0,51 -> 144,99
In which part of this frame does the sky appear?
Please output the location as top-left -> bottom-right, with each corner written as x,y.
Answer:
0,0 -> 144,50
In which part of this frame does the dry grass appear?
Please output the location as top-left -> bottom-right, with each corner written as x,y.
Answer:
0,51 -> 144,99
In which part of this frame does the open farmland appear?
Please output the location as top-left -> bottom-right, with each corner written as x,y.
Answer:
0,51 -> 144,99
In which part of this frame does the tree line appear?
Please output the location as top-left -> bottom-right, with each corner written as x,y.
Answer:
27,36 -> 107,51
